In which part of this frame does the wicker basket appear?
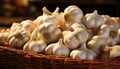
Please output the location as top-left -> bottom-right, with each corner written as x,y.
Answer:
0,46 -> 120,69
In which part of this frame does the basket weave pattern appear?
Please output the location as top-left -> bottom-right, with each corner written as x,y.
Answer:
0,46 -> 120,69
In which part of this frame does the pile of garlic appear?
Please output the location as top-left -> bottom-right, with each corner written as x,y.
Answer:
0,5 -> 120,60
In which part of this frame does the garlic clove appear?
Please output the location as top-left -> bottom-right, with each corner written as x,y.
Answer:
86,49 -> 97,60
70,50 -> 86,59
45,43 -> 56,55
23,41 -> 30,50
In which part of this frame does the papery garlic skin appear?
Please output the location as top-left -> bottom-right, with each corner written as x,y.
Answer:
83,10 -> 104,29
29,40 -> 46,53
38,22 -> 61,44
70,43 -> 96,60
63,5 -> 83,24
53,39 -> 70,56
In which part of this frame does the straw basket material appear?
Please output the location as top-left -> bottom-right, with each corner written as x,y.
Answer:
0,46 -> 120,69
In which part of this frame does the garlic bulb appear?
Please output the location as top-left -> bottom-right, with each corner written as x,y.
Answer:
71,23 -> 87,31
111,17 -> 120,30
9,30 -> 30,49
83,10 -> 104,29
0,32 -> 10,45
45,39 -> 70,57
38,22 -> 61,44
98,24 -> 120,45
53,39 -> 70,56
63,26 -> 88,49
63,30 -> 80,49
87,35 -> 108,55
70,43 -> 96,60
73,28 -> 88,44
10,22 -> 22,32
45,43 -> 56,55
35,7 -> 60,26
103,45 -> 120,58
29,40 -> 46,53
21,20 -> 35,33
63,5 -> 83,24
23,41 -> 30,50
98,24 -> 110,37
107,33 -> 119,46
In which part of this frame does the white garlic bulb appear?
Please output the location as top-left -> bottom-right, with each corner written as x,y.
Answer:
99,24 -> 120,45
83,10 -> 104,29
0,32 -> 10,45
70,43 -> 96,60
29,40 -> 46,53
9,30 -> 30,49
71,23 -> 87,31
63,30 -> 80,49
21,20 -> 35,33
98,24 -> 110,37
45,43 -> 56,55
38,22 -> 61,44
63,26 -> 88,49
63,5 -> 83,24
35,7 -> 60,26
53,39 -> 70,56
10,22 -> 22,32
73,28 -> 88,44
45,39 -> 70,57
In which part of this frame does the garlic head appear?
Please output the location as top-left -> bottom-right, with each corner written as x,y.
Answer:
29,40 -> 46,53
83,10 -> 104,29
53,39 -> 70,56
64,5 -> 83,23
38,22 -> 61,44
9,30 -> 30,49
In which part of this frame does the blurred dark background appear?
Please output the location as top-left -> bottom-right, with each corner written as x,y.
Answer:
0,0 -> 120,25
29,0 -> 120,17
